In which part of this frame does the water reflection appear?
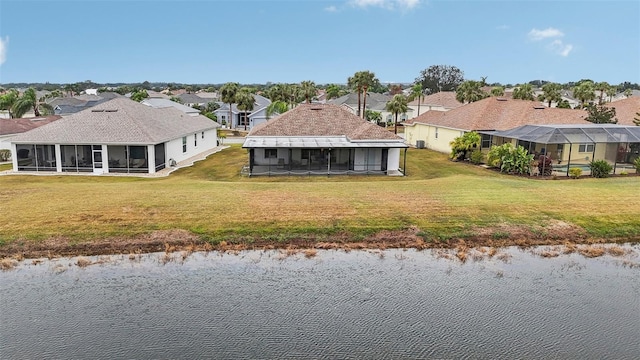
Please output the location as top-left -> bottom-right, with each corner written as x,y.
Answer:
1,246 -> 639,359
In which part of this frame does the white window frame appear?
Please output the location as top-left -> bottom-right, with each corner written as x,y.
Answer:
578,143 -> 594,153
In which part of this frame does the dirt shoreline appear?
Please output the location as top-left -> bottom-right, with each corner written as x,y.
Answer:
1,224 -> 638,260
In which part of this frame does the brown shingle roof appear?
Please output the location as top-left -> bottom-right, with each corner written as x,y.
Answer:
606,97 -> 640,126
0,116 -> 62,136
407,91 -> 464,109
248,103 -> 403,140
405,97 -> 590,131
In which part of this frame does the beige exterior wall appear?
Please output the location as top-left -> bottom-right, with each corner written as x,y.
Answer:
405,123 -> 463,154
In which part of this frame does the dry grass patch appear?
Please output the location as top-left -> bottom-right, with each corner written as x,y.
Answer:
578,245 -> 606,258
606,245 -> 628,257
1,258 -> 18,270
304,248 -> 318,258
76,257 -> 91,267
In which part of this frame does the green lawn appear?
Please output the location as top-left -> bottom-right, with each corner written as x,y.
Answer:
1,145 -> 639,245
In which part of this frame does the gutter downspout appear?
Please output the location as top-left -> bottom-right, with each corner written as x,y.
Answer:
403,148 -> 407,176
566,143 -> 572,177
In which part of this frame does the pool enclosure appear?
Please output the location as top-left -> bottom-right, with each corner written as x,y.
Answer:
480,124 -> 640,176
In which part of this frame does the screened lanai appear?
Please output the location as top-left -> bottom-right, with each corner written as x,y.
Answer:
480,124 -> 640,176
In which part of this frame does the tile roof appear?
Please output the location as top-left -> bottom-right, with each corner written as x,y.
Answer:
407,91 -> 464,109
405,97 -> 590,131
247,103 -> 404,141
0,116 -> 62,136
605,96 -> 640,126
10,97 -> 219,145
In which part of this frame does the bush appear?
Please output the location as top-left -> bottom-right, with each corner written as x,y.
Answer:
470,150 -> 484,165
568,167 -> 582,179
0,149 -> 10,161
449,131 -> 480,161
486,143 -> 533,175
589,160 -> 613,178
634,157 -> 640,174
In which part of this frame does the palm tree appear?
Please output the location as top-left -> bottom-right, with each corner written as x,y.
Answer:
455,80 -> 487,104
325,84 -> 343,100
490,86 -> 505,97
624,88 -> 633,98
13,88 -> 54,117
573,81 -> 595,108
266,100 -> 289,119
358,71 -> 377,119
408,83 -> 424,116
537,83 -> 562,107
0,89 -> 19,118
220,82 -> 239,128
235,88 -> 255,131
606,86 -> 617,102
300,80 -> 316,103
595,81 -> 610,104
385,94 -> 408,134
512,84 -> 535,101
347,73 -> 363,117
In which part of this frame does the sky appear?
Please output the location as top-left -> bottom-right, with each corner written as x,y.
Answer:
0,0 -> 639,85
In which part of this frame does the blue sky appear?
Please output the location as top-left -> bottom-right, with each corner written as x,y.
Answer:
0,0 -> 639,85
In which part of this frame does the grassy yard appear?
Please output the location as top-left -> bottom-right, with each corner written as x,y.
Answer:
1,145 -> 639,247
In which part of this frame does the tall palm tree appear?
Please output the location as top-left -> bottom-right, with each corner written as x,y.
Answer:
605,86 -> 617,102
300,80 -> 317,103
13,88 -> 54,117
0,89 -> 19,118
408,83 -> 424,116
220,82 -> 239,128
573,81 -> 595,108
537,83 -> 562,107
595,81 -> 610,104
358,71 -> 377,119
235,88 -> 255,131
385,94 -> 408,134
348,73 -> 363,117
512,84 -> 535,101
455,80 -> 487,104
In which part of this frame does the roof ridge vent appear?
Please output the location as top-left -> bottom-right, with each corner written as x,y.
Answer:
496,98 -> 508,101
533,105 -> 546,109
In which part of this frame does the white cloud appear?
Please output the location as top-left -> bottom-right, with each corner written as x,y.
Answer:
550,39 -> 573,57
0,36 -> 8,65
496,24 -> 509,30
528,27 -> 564,41
324,5 -> 338,12
349,0 -> 421,10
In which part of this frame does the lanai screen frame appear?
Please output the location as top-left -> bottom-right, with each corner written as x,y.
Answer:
479,125 -> 640,176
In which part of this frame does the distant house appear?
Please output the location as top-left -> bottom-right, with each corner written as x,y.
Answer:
404,97 -> 590,156
242,103 -> 408,176
10,98 -> 219,174
407,91 -> 463,118
214,94 -> 271,130
141,98 -> 201,116
0,116 -> 62,159
327,92 -> 405,123
176,93 -> 209,107
49,92 -> 122,115
604,96 -> 640,126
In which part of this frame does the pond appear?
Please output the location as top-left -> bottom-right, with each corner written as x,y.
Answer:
1,246 -> 639,359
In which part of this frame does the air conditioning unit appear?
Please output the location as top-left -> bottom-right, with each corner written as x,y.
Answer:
416,140 -> 425,149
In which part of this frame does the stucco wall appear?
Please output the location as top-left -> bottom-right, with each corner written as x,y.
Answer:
166,128 -> 218,164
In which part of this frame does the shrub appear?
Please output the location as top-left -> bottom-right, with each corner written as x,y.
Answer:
568,167 -> 582,179
470,150 -> 484,165
0,149 -> 10,162
589,160 -> 613,178
634,157 -> 640,174
486,143 -> 533,175
449,131 -> 480,161
620,171 -> 628,176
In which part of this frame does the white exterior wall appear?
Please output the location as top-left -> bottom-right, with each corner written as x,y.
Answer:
405,123 -> 463,154
165,128 -> 219,164
1,135 -> 15,159
387,148 -> 401,171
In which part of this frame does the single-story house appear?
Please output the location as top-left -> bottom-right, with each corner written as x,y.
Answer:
177,93 -> 209,107
214,94 -> 271,130
242,103 -> 408,176
0,116 -> 62,159
404,97 -> 590,156
481,124 -> 640,175
10,97 -> 220,174
407,91 -> 464,118
605,96 -> 640,126
327,92 -> 408,124
141,98 -> 201,116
